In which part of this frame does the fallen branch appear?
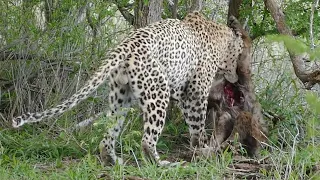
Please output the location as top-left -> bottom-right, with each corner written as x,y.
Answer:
262,110 -> 284,126
225,155 -> 273,179
73,112 -> 104,130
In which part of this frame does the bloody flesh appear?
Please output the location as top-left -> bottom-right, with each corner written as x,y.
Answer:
224,82 -> 243,107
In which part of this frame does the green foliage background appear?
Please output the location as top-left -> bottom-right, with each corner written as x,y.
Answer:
0,0 -> 319,179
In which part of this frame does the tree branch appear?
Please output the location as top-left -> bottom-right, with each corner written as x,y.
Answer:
264,0 -> 320,89
114,0 -> 134,25
86,4 -> 98,37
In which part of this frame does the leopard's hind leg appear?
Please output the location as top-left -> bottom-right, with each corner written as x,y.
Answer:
99,67 -> 132,166
182,77 -> 211,149
132,69 -> 171,166
183,98 -> 208,149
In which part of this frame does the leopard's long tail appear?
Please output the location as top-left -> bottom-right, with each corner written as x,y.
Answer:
12,57 -> 121,128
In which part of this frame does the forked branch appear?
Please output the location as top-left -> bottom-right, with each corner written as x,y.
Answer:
264,0 -> 320,89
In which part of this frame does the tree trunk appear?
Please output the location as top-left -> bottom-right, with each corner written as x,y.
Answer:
114,0 -> 163,29
189,0 -> 202,12
170,0 -> 178,19
134,0 -> 163,28
227,0 -> 242,20
264,0 -> 320,89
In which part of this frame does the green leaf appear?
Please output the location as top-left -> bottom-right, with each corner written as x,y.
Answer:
266,35 -> 309,55
306,92 -> 320,114
310,47 -> 320,61
59,132 -> 66,139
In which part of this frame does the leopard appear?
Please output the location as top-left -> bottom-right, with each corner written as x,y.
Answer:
11,12 -> 244,166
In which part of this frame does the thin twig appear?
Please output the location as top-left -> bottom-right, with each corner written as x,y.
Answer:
284,121 -> 300,179
310,0 -> 320,49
